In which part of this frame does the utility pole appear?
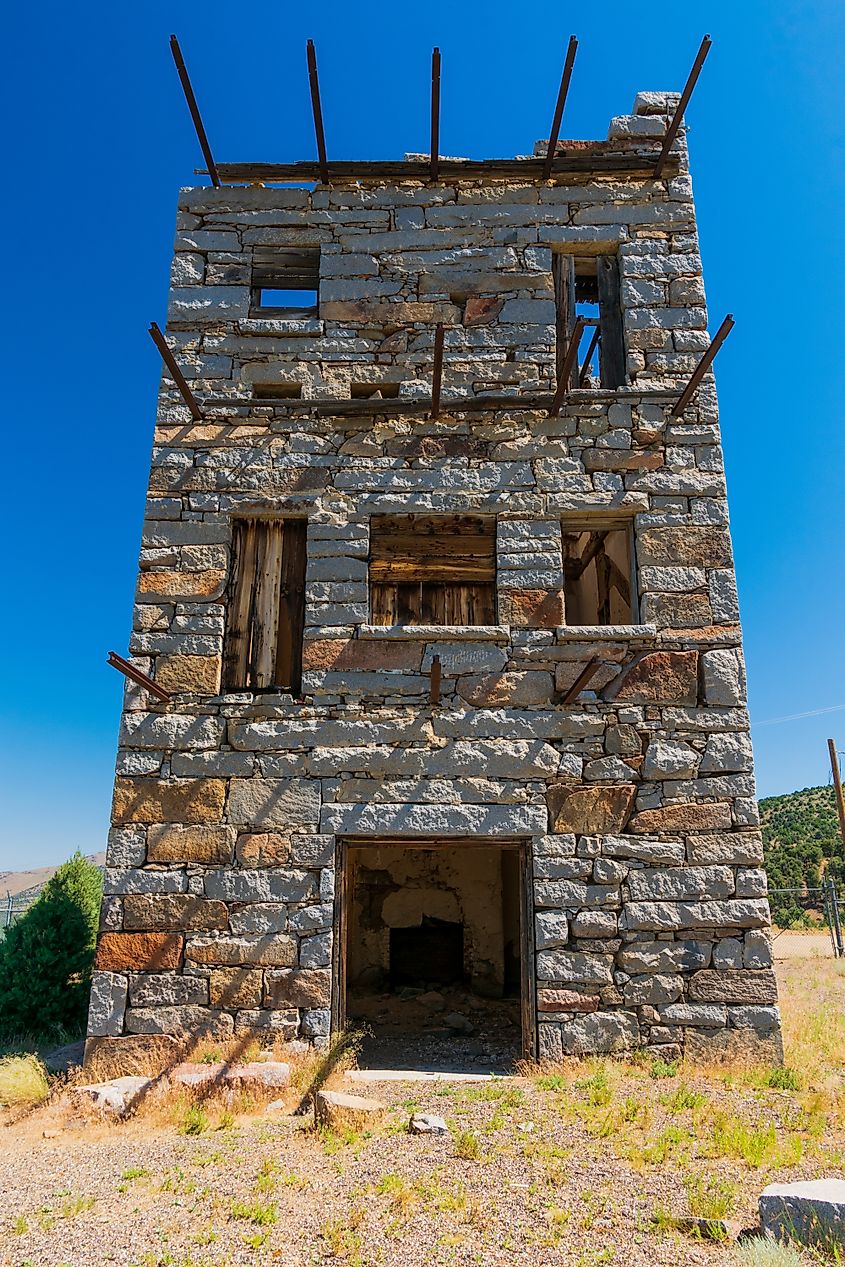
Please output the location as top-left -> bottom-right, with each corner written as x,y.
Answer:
828,739 -> 845,856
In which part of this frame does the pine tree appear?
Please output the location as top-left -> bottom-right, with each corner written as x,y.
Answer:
0,852 -> 103,1039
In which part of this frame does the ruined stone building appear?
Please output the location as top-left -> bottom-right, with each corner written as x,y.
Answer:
86,85 -> 782,1069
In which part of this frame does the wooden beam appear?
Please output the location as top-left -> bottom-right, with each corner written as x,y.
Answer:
578,324 -> 601,386
429,653 -> 442,705
149,322 -> 204,420
561,657 -> 600,705
169,35 -> 221,188
829,739 -> 845,863
108,651 -> 171,703
543,36 -> 578,180
431,322 -> 445,419
549,314 -> 585,415
306,39 -> 330,185
670,313 -> 734,416
566,530 -> 609,580
430,47 -> 441,183
654,34 -> 712,179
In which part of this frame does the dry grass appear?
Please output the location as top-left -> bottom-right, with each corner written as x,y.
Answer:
0,1053 -> 50,1107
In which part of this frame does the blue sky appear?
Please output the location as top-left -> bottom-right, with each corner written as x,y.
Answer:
2,1 -> 844,871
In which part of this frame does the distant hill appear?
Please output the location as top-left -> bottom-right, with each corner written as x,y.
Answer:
759,785 -> 844,925
0,853 -> 106,902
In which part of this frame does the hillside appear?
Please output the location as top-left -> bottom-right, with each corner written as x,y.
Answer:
0,853 -> 105,902
759,784 -> 844,924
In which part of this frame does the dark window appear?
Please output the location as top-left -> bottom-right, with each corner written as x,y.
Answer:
350,383 -> 402,399
552,254 -> 626,390
252,383 -> 302,400
251,248 -> 319,316
561,518 -> 636,625
369,515 -> 496,626
223,519 -> 307,693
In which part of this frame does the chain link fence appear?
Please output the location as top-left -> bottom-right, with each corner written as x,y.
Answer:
768,879 -> 845,957
1,890 -> 40,936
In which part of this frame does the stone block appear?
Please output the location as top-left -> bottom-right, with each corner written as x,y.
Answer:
302,638 -> 422,672
701,649 -> 743,706
112,778 -> 226,824
536,951 -> 613,985
572,911 -> 617,938
104,868 -> 188,896
638,527 -> 732,568
264,968 -> 331,1008
688,969 -> 778,1004
627,866 -> 734,901
613,651 -> 698,704
120,713 -> 224,750
684,1026 -> 783,1065
622,974 -> 683,1005
618,940 -> 711,974
602,836 -> 686,865
642,739 -> 700,780
759,1180 -> 845,1251
729,1005 -> 780,1032
622,899 -> 770,931
96,933 -> 184,972
137,569 -> 227,601
659,1003 -> 726,1027
236,833 -> 292,867
699,733 -> 753,774
83,1034 -> 181,1079
125,1007 -> 233,1038
538,989 -> 599,1013
87,972 -> 128,1037
547,784 -> 637,834
457,671 -> 554,708
128,974 -> 208,1006
300,932 -> 332,968
499,588 -> 564,627
72,1076 -> 152,1116
558,1010 -> 640,1054
535,911 -> 569,949
186,934 -> 297,967
315,1089 -> 387,1131
686,832 -> 763,865
227,778 -> 321,828
147,825 -> 235,865
155,655 -> 221,694
229,904 -> 289,934
209,968 -> 264,1008
628,802 -> 732,834
123,895 -> 228,932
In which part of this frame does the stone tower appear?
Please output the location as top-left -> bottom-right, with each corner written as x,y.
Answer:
86,87 -> 782,1069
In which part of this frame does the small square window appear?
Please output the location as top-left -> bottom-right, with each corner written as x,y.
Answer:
350,383 -> 402,399
252,383 -> 302,400
369,515 -> 497,626
251,248 -> 319,316
561,518 -> 636,625
553,254 -> 626,390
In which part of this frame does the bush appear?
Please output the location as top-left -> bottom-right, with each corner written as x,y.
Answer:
0,1054 -> 50,1106
0,853 -> 102,1041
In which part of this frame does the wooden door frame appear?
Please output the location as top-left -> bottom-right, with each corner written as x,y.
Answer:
331,835 -> 537,1061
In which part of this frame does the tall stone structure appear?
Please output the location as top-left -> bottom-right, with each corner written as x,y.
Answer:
86,89 -> 782,1068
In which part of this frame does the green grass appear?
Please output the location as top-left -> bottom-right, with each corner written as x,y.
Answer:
179,1105 -> 211,1136
230,1199 -> 277,1226
0,1054 -> 49,1107
453,1129 -> 481,1160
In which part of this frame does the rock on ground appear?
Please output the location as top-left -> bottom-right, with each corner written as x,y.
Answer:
409,1113 -> 448,1136
315,1089 -> 387,1132
71,1077 -> 152,1116
759,1179 -> 845,1249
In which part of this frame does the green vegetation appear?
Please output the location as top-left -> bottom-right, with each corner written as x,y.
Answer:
0,1054 -> 50,1108
0,853 -> 102,1042
760,784 -> 845,926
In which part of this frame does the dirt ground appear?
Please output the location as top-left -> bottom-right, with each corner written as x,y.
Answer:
1,958 -> 843,1267
773,929 -> 837,960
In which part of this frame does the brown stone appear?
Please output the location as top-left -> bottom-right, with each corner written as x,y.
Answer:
123,895 -> 229,932
583,449 -> 664,472
186,935 -> 297,967
628,802 -> 733,834
688,970 -> 778,1005
458,671 -> 554,708
147,824 -> 235,865
547,784 -> 637,835
684,1027 -> 784,1067
154,655 -> 221,695
638,526 -> 733,568
554,661 -> 622,694
320,300 -> 460,325
538,989 -> 600,1013
315,1089 -> 387,1132
647,593 -> 713,629
236,832 -> 292,867
303,638 -> 423,672
264,968 -> 332,1008
613,650 -> 698,704
137,569 -> 226,600
112,778 -> 226,824
96,932 -> 184,972
464,296 -> 504,326
209,968 -> 264,1009
499,588 -> 564,628
84,1034 -> 181,1079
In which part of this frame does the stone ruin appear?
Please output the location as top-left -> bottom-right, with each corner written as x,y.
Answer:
85,83 -> 782,1070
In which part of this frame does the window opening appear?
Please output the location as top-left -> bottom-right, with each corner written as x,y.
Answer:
251,247 -> 319,316
350,383 -> 402,399
561,518 -> 636,624
369,515 -> 496,626
252,383 -> 302,400
552,254 -> 626,390
223,519 -> 307,694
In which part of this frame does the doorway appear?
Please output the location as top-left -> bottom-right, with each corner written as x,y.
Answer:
332,838 -> 536,1071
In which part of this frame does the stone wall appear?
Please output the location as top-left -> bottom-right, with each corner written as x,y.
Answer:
86,90 -> 782,1066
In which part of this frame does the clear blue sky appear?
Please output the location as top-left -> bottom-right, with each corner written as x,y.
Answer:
2,0 -> 844,871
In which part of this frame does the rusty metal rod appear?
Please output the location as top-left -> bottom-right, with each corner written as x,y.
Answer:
149,322 -> 204,420
429,654 -> 442,705
108,651 -> 171,703
670,313 -> 734,416
829,739 -> 845,863
431,322 -> 445,419
654,34 -> 712,179
542,36 -> 578,180
430,47 -> 441,182
578,324 -> 601,386
306,39 -> 330,185
548,314 -> 585,415
169,35 -> 221,188
561,657 -> 600,705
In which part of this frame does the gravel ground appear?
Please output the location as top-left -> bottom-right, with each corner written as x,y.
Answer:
1,960 -> 842,1267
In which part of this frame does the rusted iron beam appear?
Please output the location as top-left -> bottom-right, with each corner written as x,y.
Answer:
108,651 -> 171,704
429,654 -> 442,705
169,35 -> 221,188
306,39 -> 330,185
542,36 -> 578,180
431,322 -> 445,419
430,47 -> 441,182
670,313 -> 734,416
654,34 -> 712,179
578,324 -> 601,386
149,322 -> 204,420
548,314 -> 585,415
561,657 -> 600,705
